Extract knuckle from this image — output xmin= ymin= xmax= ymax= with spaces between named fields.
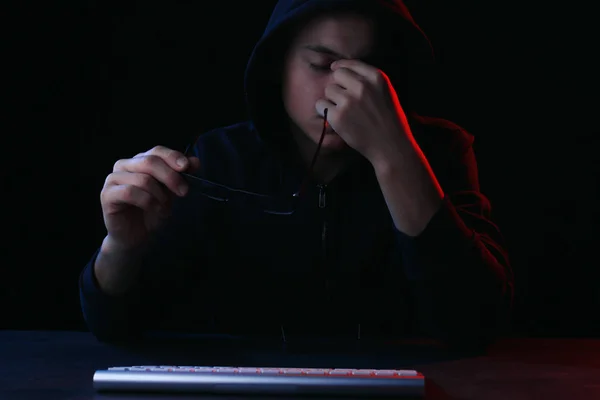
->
xmin=150 ymin=145 xmax=167 ymax=154
xmin=165 ymin=148 xmax=179 ymax=161
xmin=121 ymin=185 xmax=136 ymax=202
xmin=151 ymin=145 xmax=178 ymax=161
xmin=103 ymin=173 xmax=115 ymax=187
xmin=373 ymin=71 xmax=386 ymax=86
xmin=138 ymin=173 xmax=154 ymax=188
xmin=100 ymin=187 xmax=108 ymax=203
xmin=113 ymin=159 xmax=126 ymax=172
xmin=140 ymin=154 xmax=159 ymax=169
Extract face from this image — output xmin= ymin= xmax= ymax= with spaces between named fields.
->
xmin=282 ymin=13 xmax=375 ymax=154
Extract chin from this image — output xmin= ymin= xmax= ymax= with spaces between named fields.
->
xmin=318 ymin=133 xmax=349 ymax=153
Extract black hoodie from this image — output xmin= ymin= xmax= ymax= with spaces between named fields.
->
xmin=79 ymin=0 xmax=514 ymax=349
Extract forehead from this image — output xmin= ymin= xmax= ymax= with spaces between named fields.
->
xmin=289 ymin=12 xmax=375 ymax=59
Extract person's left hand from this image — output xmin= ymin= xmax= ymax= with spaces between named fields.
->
xmin=315 ymin=59 xmax=412 ymax=169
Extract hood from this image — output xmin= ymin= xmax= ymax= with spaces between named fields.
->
xmin=244 ymin=0 xmax=435 ymax=148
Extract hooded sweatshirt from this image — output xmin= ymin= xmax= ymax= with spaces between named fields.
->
xmin=79 ymin=0 xmax=514 ymax=349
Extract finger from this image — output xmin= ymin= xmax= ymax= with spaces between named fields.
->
xmin=331 ymin=59 xmax=380 ymax=83
xmin=102 ymin=184 xmax=159 ymax=214
xmin=324 ymin=84 xmax=348 ymax=107
xmin=145 ymin=145 xmax=191 ymax=171
xmin=113 ymin=155 xmax=189 ymax=197
xmin=105 ymin=171 xmax=170 ymax=205
xmin=187 ymin=156 xmax=201 ymax=172
xmin=139 ymin=147 xmax=200 ymax=173
xmin=315 ymin=99 xmax=336 ymax=119
xmin=331 ymin=67 xmax=364 ymax=94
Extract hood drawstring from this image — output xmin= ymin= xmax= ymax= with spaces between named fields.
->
xmin=280 ymin=325 xmax=287 ymax=343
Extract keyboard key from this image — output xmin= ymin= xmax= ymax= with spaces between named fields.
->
xmin=329 ymin=369 xmax=353 ymax=376
xmin=303 ymin=368 xmax=330 ymax=375
xmin=213 ymin=367 xmax=238 ymax=373
xmin=237 ymin=368 xmax=260 ymax=374
xmin=259 ymin=368 xmax=282 ymax=375
xmin=352 ymin=369 xmax=376 ymax=376
xmin=281 ymin=368 xmax=303 ymax=375
xmin=192 ymin=367 xmax=213 ymax=372
xmin=172 ymin=367 xmax=194 ymax=372
xmin=397 ymin=370 xmax=418 ymax=376
xmin=375 ymin=370 xmax=398 ymax=377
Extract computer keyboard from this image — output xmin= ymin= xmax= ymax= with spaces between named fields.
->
xmin=94 ymin=365 xmax=425 ymax=397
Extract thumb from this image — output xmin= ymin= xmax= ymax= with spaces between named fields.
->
xmin=186 ymin=156 xmax=201 ymax=173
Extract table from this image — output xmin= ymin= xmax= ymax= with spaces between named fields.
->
xmin=1 ymin=330 xmax=599 ymax=399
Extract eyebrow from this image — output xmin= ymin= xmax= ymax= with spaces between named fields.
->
xmin=303 ymin=44 xmax=346 ymax=59
xmin=303 ymin=44 xmax=372 ymax=61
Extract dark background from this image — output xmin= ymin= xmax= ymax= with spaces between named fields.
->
xmin=3 ymin=1 xmax=598 ymax=336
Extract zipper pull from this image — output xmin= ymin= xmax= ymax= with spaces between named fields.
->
xmin=318 ymin=184 xmax=327 ymax=208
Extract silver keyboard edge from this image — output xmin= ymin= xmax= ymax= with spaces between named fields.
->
xmin=93 ymin=370 xmax=425 ymax=397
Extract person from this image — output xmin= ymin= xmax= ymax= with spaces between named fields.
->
xmin=79 ymin=0 xmax=514 ymax=349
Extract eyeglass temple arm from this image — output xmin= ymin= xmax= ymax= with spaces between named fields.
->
xmin=183 ymin=109 xmax=328 ymax=198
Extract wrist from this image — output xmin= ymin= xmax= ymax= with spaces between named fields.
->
xmin=95 ymin=236 xmax=147 ymax=296
xmin=370 ymin=150 xmax=404 ymax=179
xmin=101 ymin=235 xmax=148 ymax=258
xmin=368 ymin=134 xmax=413 ymax=176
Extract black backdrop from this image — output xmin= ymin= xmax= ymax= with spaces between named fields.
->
xmin=3 ymin=1 xmax=599 ymax=337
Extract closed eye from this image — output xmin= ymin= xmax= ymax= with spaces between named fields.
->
xmin=309 ymin=63 xmax=331 ymax=72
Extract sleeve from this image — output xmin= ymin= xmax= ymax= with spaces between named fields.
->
xmin=78 ymin=192 xmax=229 ymax=344
xmin=78 ymin=126 xmax=243 ymax=343
xmin=395 ymin=126 xmax=514 ymax=350
xmin=79 ymin=247 xmax=143 ymax=343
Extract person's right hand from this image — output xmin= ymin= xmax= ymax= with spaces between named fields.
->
xmin=100 ymin=145 xmax=200 ymax=251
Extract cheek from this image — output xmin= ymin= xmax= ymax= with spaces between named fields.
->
xmin=283 ymin=65 xmax=324 ymax=120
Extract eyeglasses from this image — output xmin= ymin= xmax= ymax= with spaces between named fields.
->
xmin=180 ymin=109 xmax=329 ymax=215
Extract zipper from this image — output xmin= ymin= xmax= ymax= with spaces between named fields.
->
xmin=317 ymin=182 xmax=360 ymax=339
xmin=318 ymin=184 xmax=327 ymax=253
xmin=318 ymin=184 xmax=327 ymax=209
xmin=318 ymin=184 xmax=329 ymax=292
